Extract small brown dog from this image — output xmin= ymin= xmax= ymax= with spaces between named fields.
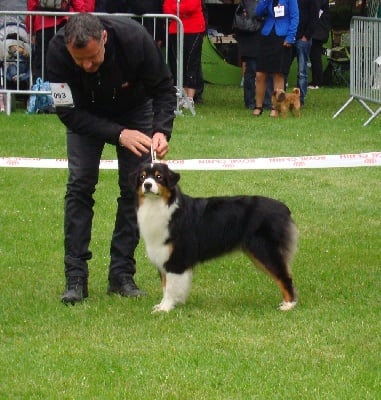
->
xmin=271 ymin=88 xmax=301 ymax=118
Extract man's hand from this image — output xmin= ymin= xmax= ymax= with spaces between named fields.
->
xmin=152 ymin=132 xmax=169 ymax=159
xmin=119 ymin=129 xmax=152 ymax=157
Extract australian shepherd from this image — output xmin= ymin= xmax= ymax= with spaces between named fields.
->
xmin=130 ymin=163 xmax=298 ymax=313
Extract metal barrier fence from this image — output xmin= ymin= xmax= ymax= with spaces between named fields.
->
xmin=333 ymin=17 xmax=381 ymax=126
xmin=0 ymin=11 xmax=185 ymax=115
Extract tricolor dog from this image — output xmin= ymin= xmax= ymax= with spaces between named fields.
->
xmin=130 ymin=163 xmax=298 ymax=313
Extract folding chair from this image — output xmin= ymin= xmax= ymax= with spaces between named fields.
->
xmin=326 ymin=30 xmax=350 ymax=86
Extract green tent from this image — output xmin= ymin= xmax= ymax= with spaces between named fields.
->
xmin=202 ymin=36 xmax=302 ymax=86
xmin=202 ymin=35 xmax=331 ymax=87
xmin=201 ymin=36 xmax=242 ymax=85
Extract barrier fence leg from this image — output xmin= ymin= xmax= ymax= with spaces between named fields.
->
xmin=363 ymin=105 xmax=381 ymax=127
xmin=333 ymin=96 xmax=354 ymax=119
xmin=6 ymin=93 xmax=12 ymax=116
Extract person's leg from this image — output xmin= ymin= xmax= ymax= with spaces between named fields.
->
xmin=295 ymin=38 xmax=312 ymax=104
xmin=310 ymin=39 xmax=324 ymax=87
xmin=183 ymin=33 xmax=204 ymax=103
xmin=108 ymin=101 xmax=153 ymax=297
xmin=253 ymin=71 xmax=267 ymax=115
xmin=167 ymin=34 xmax=178 ymax=82
xmin=243 ymin=57 xmax=255 ymax=109
xmin=62 ymin=132 xmax=104 ymax=304
xmin=264 ymin=75 xmax=274 ymax=109
xmin=194 ymin=63 xmax=204 ymax=104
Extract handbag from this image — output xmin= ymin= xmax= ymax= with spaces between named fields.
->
xmin=27 ymin=78 xmax=55 ymax=114
xmin=232 ymin=0 xmax=263 ymax=33
xmin=38 ymin=0 xmax=71 ymax=12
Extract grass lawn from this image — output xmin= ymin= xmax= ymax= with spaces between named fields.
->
xmin=0 ymin=84 xmax=380 ymax=399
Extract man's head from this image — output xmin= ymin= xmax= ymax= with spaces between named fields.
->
xmin=64 ymin=13 xmax=107 ymax=73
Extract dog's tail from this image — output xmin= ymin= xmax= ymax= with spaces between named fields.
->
xmin=292 ymin=88 xmax=301 ymax=96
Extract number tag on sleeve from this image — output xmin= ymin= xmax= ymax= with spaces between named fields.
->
xmin=50 ymin=83 xmax=74 ymax=107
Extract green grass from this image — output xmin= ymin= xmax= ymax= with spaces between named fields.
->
xmin=0 ymin=85 xmax=380 ymax=399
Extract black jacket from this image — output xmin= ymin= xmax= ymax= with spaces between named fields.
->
xmin=295 ymin=0 xmax=320 ymax=40
xmin=312 ymin=0 xmax=331 ymax=43
xmin=46 ymin=16 xmax=176 ymax=144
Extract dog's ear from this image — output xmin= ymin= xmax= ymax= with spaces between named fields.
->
xmin=278 ymin=92 xmax=286 ymax=102
xmin=167 ymin=168 xmax=180 ymax=188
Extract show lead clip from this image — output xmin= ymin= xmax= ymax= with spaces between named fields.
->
xmin=151 ymin=145 xmax=157 ymax=163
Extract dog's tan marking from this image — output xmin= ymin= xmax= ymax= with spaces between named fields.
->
xmin=247 ymin=253 xmax=296 ymax=309
xmin=160 ymin=271 xmax=166 ymax=289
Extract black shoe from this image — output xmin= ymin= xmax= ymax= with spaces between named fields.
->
xmin=61 ymin=276 xmax=88 ymax=305
xmin=107 ymin=275 xmax=146 ymax=298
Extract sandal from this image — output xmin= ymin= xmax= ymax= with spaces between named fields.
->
xmin=252 ymin=107 xmax=263 ymax=116
xmin=269 ymin=108 xmax=279 ymax=117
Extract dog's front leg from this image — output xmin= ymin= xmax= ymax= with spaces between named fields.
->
xmin=152 ymin=269 xmax=193 ymax=313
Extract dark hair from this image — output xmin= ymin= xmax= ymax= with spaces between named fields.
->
xmin=64 ymin=13 xmax=104 ymax=48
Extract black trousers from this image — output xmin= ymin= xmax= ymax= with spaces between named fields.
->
xmin=64 ymin=101 xmax=153 ymax=280
xmin=168 ymin=32 xmax=204 ymax=90
xmin=310 ymin=39 xmax=325 ymax=87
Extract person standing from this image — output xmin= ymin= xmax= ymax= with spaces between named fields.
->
xmin=308 ymin=0 xmax=330 ymax=89
xmin=234 ymin=0 xmax=273 ymax=110
xmin=46 ymin=13 xmax=177 ymax=304
xmin=163 ymin=0 xmax=206 ymax=109
xmin=252 ymin=0 xmax=299 ymax=117
xmin=289 ymin=0 xmax=320 ymax=105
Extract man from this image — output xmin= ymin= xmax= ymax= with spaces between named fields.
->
xmin=290 ymin=0 xmax=320 ymax=105
xmin=46 ymin=13 xmax=177 ymax=304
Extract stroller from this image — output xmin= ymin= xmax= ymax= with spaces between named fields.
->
xmin=0 ymin=16 xmax=31 ymax=91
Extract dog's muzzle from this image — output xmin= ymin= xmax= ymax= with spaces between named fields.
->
xmin=143 ymin=181 xmax=153 ymax=193
xmin=142 ymin=178 xmax=159 ymax=195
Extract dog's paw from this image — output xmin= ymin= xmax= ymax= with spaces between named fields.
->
xmin=278 ymin=300 xmax=297 ymax=311
xmin=151 ymin=301 xmax=175 ymax=313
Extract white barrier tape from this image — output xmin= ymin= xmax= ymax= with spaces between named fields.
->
xmin=0 ymin=152 xmax=380 ymax=171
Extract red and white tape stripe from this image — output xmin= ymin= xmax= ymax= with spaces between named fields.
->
xmin=0 ymin=152 xmax=380 ymax=170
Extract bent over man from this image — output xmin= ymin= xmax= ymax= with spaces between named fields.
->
xmin=46 ymin=13 xmax=177 ymax=305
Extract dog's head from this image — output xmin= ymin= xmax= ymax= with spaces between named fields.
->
xmin=129 ymin=163 xmax=180 ymax=203
xmin=272 ymin=89 xmax=287 ymax=103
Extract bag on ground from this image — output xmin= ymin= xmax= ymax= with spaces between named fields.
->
xmin=27 ymin=78 xmax=55 ymax=114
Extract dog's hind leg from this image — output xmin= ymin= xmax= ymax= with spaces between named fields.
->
xmin=250 ymin=253 xmax=298 ymax=311
xmin=247 ymin=224 xmax=298 ymax=310
xmin=152 ymin=269 xmax=193 ymax=313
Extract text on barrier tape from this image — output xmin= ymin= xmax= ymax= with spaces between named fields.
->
xmin=0 ymin=152 xmax=380 ymax=170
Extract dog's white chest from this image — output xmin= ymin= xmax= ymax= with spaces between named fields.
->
xmin=137 ymin=197 xmax=178 ymax=269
